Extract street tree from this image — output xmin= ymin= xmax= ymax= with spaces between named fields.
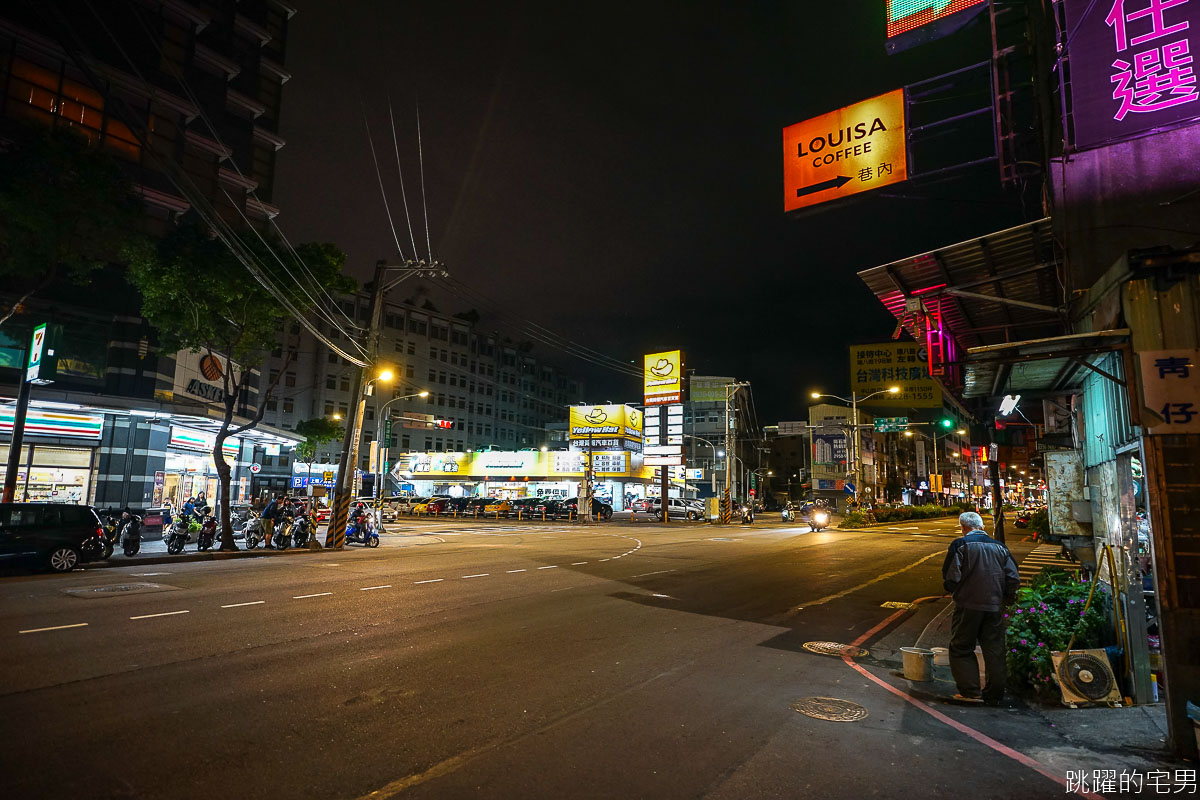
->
xmin=294 ymin=417 xmax=344 ymax=489
xmin=0 ymin=123 xmax=144 ymax=327
xmin=129 ymin=218 xmax=355 ymax=548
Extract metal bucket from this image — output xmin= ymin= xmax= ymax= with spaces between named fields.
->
xmin=901 ymin=647 xmax=935 ymax=681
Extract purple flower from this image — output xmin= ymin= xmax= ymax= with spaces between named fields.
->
xmin=1011 ymin=648 xmax=1017 ymax=652
xmin=1016 ymin=608 xmax=1023 ymax=613
xmin=1037 ymin=642 xmax=1044 ymax=648
xmin=1020 ymin=639 xmax=1027 ymax=645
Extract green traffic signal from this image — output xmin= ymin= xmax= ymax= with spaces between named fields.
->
xmin=940 ymin=418 xmax=953 ymax=428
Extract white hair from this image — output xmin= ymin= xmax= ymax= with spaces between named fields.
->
xmin=959 ymin=511 xmax=985 ymax=531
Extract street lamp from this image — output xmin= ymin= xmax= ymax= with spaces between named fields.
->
xmin=905 ymin=425 xmax=965 ymax=506
xmin=684 ymin=433 xmax=720 ymax=496
xmin=373 ymin=388 xmax=430 ymax=508
xmin=809 ymin=386 xmax=899 ymax=504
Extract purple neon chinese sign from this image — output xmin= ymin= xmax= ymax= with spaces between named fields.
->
xmin=1064 ymin=0 xmax=1200 ymax=148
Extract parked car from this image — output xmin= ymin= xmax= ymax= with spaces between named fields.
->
xmin=531 ymin=497 xmax=569 ymax=519
xmin=562 ymin=497 xmax=613 ymax=521
xmin=509 ymin=497 xmax=544 ymax=517
xmin=646 ymin=497 xmax=703 ymax=521
xmin=482 ymin=499 xmax=513 ymax=517
xmin=411 ymin=497 xmax=448 ymax=515
xmin=0 ymin=503 xmax=107 ymax=572
xmin=392 ymin=496 xmax=428 ymax=515
xmin=630 ymin=498 xmax=655 ymax=513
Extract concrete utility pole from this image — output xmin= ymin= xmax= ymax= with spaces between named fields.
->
xmin=722 ymin=381 xmax=749 ymax=522
xmin=326 ymin=259 xmax=445 ymax=549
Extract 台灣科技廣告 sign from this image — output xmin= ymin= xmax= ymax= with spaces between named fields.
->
xmin=783 ymin=89 xmax=907 ymax=212
xmin=850 ymin=343 xmax=940 ymax=408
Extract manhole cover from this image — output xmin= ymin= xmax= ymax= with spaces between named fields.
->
xmin=791 ymin=697 xmax=869 ymax=722
xmin=802 ymin=641 xmax=869 ymax=658
xmin=63 ymin=582 xmax=178 ymax=599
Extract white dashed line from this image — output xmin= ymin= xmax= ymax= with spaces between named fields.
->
xmin=131 ymin=572 xmax=171 ymax=576
xmin=652 ymin=593 xmax=673 ymax=599
xmin=130 ymin=610 xmax=189 ymax=620
xmin=462 ymin=573 xmax=489 ymax=579
xmin=600 ymin=558 xmax=611 ymax=561
xmin=221 ymin=601 xmax=265 ymax=608
xmin=293 ymin=592 xmax=333 ymax=599
xmin=506 ymin=569 xmax=526 ymax=573
xmin=631 ymin=569 xmax=674 ymax=578
xmin=537 ymin=565 xmax=558 ymax=570
xmin=19 ymin=623 xmax=88 ymax=634
xmin=413 ymin=579 xmax=444 ymax=585
xmin=571 ymin=561 xmax=587 ymax=565
xmin=360 ymin=585 xmax=391 ymax=591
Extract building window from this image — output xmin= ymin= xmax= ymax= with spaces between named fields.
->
xmin=326 ymin=375 xmax=336 ymax=390
xmin=283 ymin=398 xmax=294 ymax=413
xmin=266 ymin=398 xmax=277 ymax=411
xmin=340 ymin=377 xmax=350 ymax=392
xmin=324 ymin=402 xmax=334 ymax=416
xmin=423 ymin=437 xmax=432 ymax=449
xmin=285 ymin=372 xmax=296 ymax=387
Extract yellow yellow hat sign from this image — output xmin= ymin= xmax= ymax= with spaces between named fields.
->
xmin=644 ymin=350 xmax=683 ymax=406
xmin=783 ymin=89 xmax=907 ymax=212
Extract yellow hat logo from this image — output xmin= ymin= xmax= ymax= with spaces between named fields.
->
xmin=584 ymin=407 xmax=608 ymax=424
xmin=650 ymin=358 xmax=674 ymax=378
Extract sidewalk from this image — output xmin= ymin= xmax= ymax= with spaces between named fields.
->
xmin=864 ymin=595 xmax=1176 ymax=777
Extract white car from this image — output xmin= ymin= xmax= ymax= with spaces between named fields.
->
xmin=650 ymin=497 xmax=703 ymax=521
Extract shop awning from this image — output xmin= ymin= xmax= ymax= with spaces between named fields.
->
xmin=857 ymin=218 xmax=1068 ymax=356
xmin=961 ymin=329 xmax=1131 ymax=399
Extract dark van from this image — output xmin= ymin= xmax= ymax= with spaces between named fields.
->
xmin=0 ymin=503 xmax=106 ymax=572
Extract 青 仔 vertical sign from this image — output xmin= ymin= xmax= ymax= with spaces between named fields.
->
xmin=783 ymin=90 xmax=907 ymax=212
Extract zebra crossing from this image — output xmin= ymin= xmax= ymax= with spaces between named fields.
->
xmin=1018 ymin=542 xmax=1082 ymax=587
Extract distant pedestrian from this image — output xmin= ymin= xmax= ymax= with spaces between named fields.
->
xmin=942 ymin=511 xmax=1020 ymax=705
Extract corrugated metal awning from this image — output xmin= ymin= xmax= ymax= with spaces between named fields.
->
xmin=961 ymin=329 xmax=1131 ymax=399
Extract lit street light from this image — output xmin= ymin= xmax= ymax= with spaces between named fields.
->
xmin=809 ymin=386 xmax=899 ymax=504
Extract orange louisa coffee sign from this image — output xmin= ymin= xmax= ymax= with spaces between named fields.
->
xmin=782 ymin=89 xmax=907 ymax=212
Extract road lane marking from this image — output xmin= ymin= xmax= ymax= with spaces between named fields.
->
xmin=413 ymin=579 xmax=443 ymax=585
xmin=131 ymin=572 xmax=172 ymax=576
xmin=793 ymin=551 xmax=943 ymax=610
xmin=20 ymin=623 xmax=89 ymax=634
xmin=462 ymin=573 xmax=489 ymax=579
xmin=221 ymin=601 xmax=265 ymax=608
xmin=130 ymin=610 xmax=190 ymax=620
xmin=630 ymin=569 xmax=674 ymax=578
xmin=571 ymin=562 xmax=587 ymax=565
xmin=537 ymin=565 xmax=558 ymax=570
xmin=293 ymin=592 xmax=333 ymax=599
xmin=360 ymin=585 xmax=392 ymax=591
xmin=506 ymin=569 xmax=526 ymax=573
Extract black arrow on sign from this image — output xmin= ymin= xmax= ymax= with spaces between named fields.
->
xmin=795 ymin=175 xmax=853 ymax=197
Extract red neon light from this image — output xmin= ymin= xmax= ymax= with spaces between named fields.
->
xmin=886 ymin=0 xmax=986 ymax=39
xmin=910 ymin=283 xmax=948 ymax=295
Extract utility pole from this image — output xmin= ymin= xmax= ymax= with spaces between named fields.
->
xmin=327 ymin=259 xmax=444 ymax=548
xmin=2 ymin=366 xmax=31 ymax=503
xmin=722 ymin=381 xmax=748 ymax=522
xmin=581 ymin=430 xmax=593 ymax=522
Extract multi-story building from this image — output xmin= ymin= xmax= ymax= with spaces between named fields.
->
xmin=260 ymin=293 xmax=584 ymax=489
xmin=680 ymin=375 xmax=762 ymax=500
xmin=1 ymin=0 xmax=302 ymax=509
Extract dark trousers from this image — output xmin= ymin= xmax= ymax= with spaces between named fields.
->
xmin=949 ymin=606 xmax=1007 ymax=702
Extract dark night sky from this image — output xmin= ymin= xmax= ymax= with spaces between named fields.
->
xmin=273 ymin=1 xmax=1036 ymax=422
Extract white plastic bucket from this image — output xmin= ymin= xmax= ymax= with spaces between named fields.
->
xmin=901 ymin=647 xmax=935 ymax=681
xmin=931 ymin=647 xmax=949 ymax=666
xmin=975 ymin=646 xmax=987 ymax=682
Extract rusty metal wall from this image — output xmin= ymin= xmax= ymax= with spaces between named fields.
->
xmin=1080 ymin=352 xmax=1135 ymax=470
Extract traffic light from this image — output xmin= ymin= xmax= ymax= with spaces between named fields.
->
xmin=432 ymin=419 xmax=453 ymax=429
xmin=939 ymin=417 xmax=954 ymax=429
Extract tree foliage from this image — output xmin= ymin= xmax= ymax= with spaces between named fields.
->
xmin=0 ymin=123 xmax=144 ymax=325
xmin=295 ymin=417 xmax=344 ymax=465
xmin=128 ymin=217 xmax=355 ymax=547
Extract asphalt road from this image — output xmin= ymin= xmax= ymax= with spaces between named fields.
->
xmin=0 ymin=517 xmax=1057 ymax=800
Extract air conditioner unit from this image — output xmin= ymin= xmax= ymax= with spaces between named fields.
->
xmin=1052 ymin=649 xmax=1122 ymax=708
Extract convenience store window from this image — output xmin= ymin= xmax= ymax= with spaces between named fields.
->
xmin=0 ymin=444 xmax=94 ymax=504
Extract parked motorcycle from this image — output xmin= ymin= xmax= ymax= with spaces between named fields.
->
xmin=272 ymin=515 xmax=293 ymax=550
xmin=118 ymin=511 xmax=143 ymax=557
xmin=196 ymin=506 xmax=218 ymax=551
xmin=242 ymin=512 xmax=266 ymax=549
xmin=163 ymin=518 xmax=190 ymax=555
xmin=291 ymin=513 xmax=312 ymax=548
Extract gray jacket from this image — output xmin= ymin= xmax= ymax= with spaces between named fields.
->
xmin=942 ymin=531 xmax=1020 ymax=612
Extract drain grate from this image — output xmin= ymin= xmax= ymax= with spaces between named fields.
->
xmin=63 ymin=582 xmax=177 ymax=599
xmin=791 ymin=697 xmax=869 ymax=722
xmin=802 ymin=641 xmax=869 ymax=658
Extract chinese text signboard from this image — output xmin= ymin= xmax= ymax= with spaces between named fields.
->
xmin=850 ymin=343 xmax=940 ymax=407
xmin=812 ymin=432 xmax=848 ymax=465
xmin=782 ymin=89 xmax=907 ymax=212
xmin=1140 ymin=348 xmax=1199 ymax=433
xmin=568 ymin=404 xmax=643 ymax=445
xmin=1065 ymin=0 xmax=1200 ymax=149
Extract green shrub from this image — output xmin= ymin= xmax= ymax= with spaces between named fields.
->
xmin=840 ymin=511 xmax=867 ymax=528
xmin=1028 ymin=508 xmax=1050 ymax=539
xmin=1005 ymin=569 xmax=1108 ymax=700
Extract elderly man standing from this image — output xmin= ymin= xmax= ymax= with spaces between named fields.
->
xmin=942 ymin=510 xmax=1020 ymax=705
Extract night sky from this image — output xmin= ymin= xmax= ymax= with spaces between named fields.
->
xmin=274 ymin=1 xmax=1036 ymax=422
